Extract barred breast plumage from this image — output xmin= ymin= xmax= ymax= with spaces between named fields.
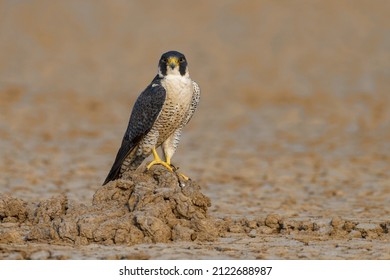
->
xmin=103 ymin=51 xmax=200 ymax=185
xmin=137 ymin=75 xmax=193 ymax=158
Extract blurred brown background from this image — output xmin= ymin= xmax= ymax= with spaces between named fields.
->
xmin=0 ymin=0 xmax=389 ymax=207
xmin=1 ymin=0 xmax=390 ymax=259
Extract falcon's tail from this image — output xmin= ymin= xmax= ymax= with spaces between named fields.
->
xmin=103 ymin=143 xmax=140 ymax=185
xmin=103 ymin=165 xmax=122 ymax=185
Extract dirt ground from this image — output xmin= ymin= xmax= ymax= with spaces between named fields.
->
xmin=0 ymin=1 xmax=390 ymax=259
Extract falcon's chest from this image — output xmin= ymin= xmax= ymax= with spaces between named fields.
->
xmin=161 ymin=75 xmax=193 ymax=115
xmin=161 ymin=75 xmax=193 ymax=105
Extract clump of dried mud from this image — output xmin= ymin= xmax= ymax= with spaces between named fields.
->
xmin=1 ymin=166 xmax=389 ymax=260
xmin=0 ymin=166 xmax=219 ymax=246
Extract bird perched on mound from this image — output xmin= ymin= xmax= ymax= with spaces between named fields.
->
xmin=103 ymin=51 xmax=201 ymax=185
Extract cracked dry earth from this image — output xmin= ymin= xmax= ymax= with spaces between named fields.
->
xmin=1 ymin=164 xmax=389 ymax=260
xmin=1 ymin=0 xmax=390 ymax=260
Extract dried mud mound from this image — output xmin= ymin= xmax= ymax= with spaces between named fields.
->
xmin=0 ymin=166 xmax=219 ymax=246
xmin=2 ymin=166 xmax=389 ymax=260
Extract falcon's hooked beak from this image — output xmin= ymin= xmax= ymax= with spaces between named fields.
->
xmin=167 ymin=57 xmax=179 ymax=70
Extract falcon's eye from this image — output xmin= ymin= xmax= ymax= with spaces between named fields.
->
xmin=179 ymin=57 xmax=186 ymax=63
xmin=161 ymin=58 xmax=167 ymax=63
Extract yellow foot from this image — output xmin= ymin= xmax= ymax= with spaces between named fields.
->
xmin=146 ymin=148 xmax=173 ymax=172
xmin=178 ymin=172 xmax=190 ymax=181
xmin=146 ymin=160 xmax=173 ymax=172
xmin=146 ymin=148 xmax=190 ymax=181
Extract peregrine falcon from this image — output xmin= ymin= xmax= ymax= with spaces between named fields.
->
xmin=103 ymin=51 xmax=200 ymax=185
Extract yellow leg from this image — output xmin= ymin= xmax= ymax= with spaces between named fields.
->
xmin=147 ymin=149 xmax=190 ymax=180
xmin=146 ymin=148 xmax=173 ymax=172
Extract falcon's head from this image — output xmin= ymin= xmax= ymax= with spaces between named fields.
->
xmin=158 ymin=51 xmax=189 ymax=77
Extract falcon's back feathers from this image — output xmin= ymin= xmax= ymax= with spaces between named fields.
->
xmin=103 ymin=76 xmax=166 ymax=185
xmin=103 ymin=50 xmax=200 ymax=185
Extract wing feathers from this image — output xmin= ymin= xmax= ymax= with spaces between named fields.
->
xmin=103 ymin=76 xmax=166 ymax=185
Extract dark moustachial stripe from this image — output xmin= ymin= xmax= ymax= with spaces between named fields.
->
xmin=159 ymin=61 xmax=167 ymax=76
xmin=179 ymin=60 xmax=187 ymax=76
xmin=159 ymin=51 xmax=187 ymax=76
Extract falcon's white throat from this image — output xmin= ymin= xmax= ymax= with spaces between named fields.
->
xmin=169 ymin=65 xmax=189 ymax=77
xmin=162 ymin=74 xmax=193 ymax=101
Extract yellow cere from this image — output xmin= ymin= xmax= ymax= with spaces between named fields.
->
xmin=167 ymin=57 xmax=179 ymax=66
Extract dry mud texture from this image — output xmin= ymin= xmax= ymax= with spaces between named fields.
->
xmin=1 ymin=1 xmax=390 ymax=259
xmin=0 ymin=167 xmax=219 ymax=249
xmin=1 ymin=165 xmax=389 ymax=259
